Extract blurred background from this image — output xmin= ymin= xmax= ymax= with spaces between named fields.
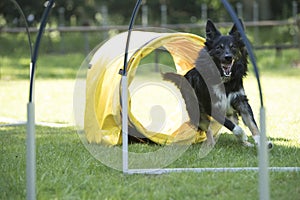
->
xmin=0 ymin=0 xmax=299 ymax=56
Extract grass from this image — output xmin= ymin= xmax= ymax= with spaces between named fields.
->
xmin=0 ymin=53 xmax=85 ymax=80
xmin=1 ymin=43 xmax=300 ymax=80
xmin=0 ymin=47 xmax=300 ymax=199
xmin=0 ymin=79 xmax=74 ymax=123
xmin=1 ymin=125 xmax=299 ymax=199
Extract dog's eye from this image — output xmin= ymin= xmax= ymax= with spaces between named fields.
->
xmin=217 ymin=44 xmax=224 ymax=49
xmin=230 ymin=43 xmax=236 ymax=49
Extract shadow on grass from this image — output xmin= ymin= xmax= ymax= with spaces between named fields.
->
xmin=1 ymin=126 xmax=299 ymax=170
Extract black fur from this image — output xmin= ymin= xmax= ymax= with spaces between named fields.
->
xmin=163 ymin=19 xmax=261 ymax=146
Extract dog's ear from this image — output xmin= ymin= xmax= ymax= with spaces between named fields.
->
xmin=229 ymin=18 xmax=244 ymax=39
xmin=206 ymin=19 xmax=221 ymax=42
xmin=229 ymin=19 xmax=248 ymax=56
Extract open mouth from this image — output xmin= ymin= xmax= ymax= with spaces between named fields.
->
xmin=221 ymin=59 xmax=234 ymax=77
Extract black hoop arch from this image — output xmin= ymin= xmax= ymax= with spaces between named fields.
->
xmin=120 ymin=0 xmax=269 ymax=199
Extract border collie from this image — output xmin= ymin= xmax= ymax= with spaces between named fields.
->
xmin=164 ymin=19 xmax=272 ymax=148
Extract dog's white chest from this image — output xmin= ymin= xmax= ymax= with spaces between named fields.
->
xmin=226 ymin=89 xmax=246 ymax=115
xmin=212 ymin=85 xmax=227 ymax=112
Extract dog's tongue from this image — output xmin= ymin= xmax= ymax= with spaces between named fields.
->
xmin=221 ymin=59 xmax=234 ymax=77
xmin=223 ymin=64 xmax=231 ymax=76
xmin=222 ymin=64 xmax=232 ymax=76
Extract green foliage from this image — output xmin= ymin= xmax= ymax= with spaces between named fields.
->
xmin=0 ymin=0 xmax=298 ymax=27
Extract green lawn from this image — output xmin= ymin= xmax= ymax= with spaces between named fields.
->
xmin=1 ymin=119 xmax=299 ymax=199
xmin=1 ymin=50 xmax=300 ymax=199
xmin=0 ymin=53 xmax=85 ymax=80
xmin=0 ymin=79 xmax=74 ymax=124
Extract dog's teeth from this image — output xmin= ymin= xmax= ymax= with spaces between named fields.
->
xmin=221 ymin=63 xmax=233 ymax=77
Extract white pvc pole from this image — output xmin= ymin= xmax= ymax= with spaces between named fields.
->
xmin=121 ymin=75 xmax=129 ymax=173
xmin=126 ymin=167 xmax=300 ymax=175
xmin=121 ymin=0 xmax=141 ymax=174
xmin=259 ymin=107 xmax=269 ymax=200
xmin=26 ymin=102 xmax=36 ymax=200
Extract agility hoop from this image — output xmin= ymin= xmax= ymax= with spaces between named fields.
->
xmin=125 ymin=167 xmax=300 ymax=175
xmin=120 ymin=2 xmax=300 ymax=200
xmin=220 ymin=0 xmax=269 ymax=199
xmin=26 ymin=1 xmax=55 ymax=200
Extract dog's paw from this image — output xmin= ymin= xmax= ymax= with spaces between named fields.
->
xmin=253 ymin=135 xmax=260 ymax=146
xmin=267 ymin=141 xmax=273 ymax=150
xmin=253 ymin=135 xmax=273 ymax=150
xmin=233 ymin=126 xmax=248 ymax=142
xmin=242 ymin=141 xmax=254 ymax=147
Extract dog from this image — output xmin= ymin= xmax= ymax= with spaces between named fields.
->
xmin=164 ymin=19 xmax=272 ymax=148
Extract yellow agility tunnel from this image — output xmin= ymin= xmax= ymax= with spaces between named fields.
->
xmin=84 ymin=31 xmax=222 ymax=145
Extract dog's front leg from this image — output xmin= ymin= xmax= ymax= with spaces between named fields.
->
xmin=223 ymin=118 xmax=253 ymax=147
xmin=213 ymin=112 xmax=253 ymax=146
xmin=231 ymin=94 xmax=261 ymax=145
xmin=240 ymin=110 xmax=273 ymax=149
xmin=240 ymin=108 xmax=260 ymax=145
xmin=232 ymin=96 xmax=273 ymax=148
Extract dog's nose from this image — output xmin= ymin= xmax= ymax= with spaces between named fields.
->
xmin=225 ymin=55 xmax=233 ymax=62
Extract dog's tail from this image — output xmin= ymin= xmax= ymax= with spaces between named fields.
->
xmin=162 ymin=72 xmax=199 ymax=128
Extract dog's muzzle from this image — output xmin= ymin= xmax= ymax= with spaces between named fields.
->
xmin=221 ymin=59 xmax=234 ymax=77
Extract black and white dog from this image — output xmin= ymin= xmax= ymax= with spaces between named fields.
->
xmin=164 ymin=19 xmax=272 ymax=148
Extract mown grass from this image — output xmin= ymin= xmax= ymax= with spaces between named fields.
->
xmin=0 ymin=74 xmax=299 ymax=200
xmin=1 ymin=124 xmax=299 ymax=199
xmin=0 ymin=37 xmax=300 ymax=80
xmin=0 ymin=53 xmax=85 ymax=80
xmin=0 ymin=79 xmax=74 ymax=123
xmin=1 ymin=38 xmax=300 ymax=199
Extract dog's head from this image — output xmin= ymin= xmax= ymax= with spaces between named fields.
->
xmin=204 ymin=19 xmax=247 ymax=78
